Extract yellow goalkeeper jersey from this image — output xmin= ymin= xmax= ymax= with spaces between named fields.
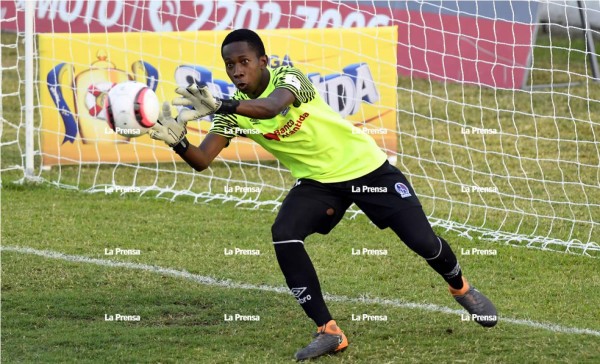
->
xmin=210 ymin=66 xmax=387 ymax=183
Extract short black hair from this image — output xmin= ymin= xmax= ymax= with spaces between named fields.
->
xmin=221 ymin=29 xmax=266 ymax=58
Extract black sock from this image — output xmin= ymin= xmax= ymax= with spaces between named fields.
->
xmin=425 ymin=237 xmax=464 ymax=290
xmin=273 ymin=242 xmax=332 ymax=326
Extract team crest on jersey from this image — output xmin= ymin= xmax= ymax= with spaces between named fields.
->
xmin=280 ymin=106 xmax=289 ymax=116
xmin=394 ymin=182 xmax=412 ymax=198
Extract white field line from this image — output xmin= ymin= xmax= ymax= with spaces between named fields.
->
xmin=3 ymin=245 xmax=599 ymax=337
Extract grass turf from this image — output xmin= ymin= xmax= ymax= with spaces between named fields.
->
xmin=2 ymin=185 xmax=599 ymax=363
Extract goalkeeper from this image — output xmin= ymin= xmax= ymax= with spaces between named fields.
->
xmin=150 ymin=29 xmax=497 ymax=361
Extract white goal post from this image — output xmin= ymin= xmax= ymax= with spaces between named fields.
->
xmin=1 ymin=0 xmax=598 ymax=257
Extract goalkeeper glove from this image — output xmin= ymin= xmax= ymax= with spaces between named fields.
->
xmin=149 ymin=102 xmax=189 ymax=155
xmin=172 ymin=84 xmax=239 ymax=122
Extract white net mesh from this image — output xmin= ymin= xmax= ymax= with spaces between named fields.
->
xmin=1 ymin=0 xmax=598 ymax=257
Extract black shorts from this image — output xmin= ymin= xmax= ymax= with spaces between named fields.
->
xmin=272 ymin=161 xmax=422 ymax=239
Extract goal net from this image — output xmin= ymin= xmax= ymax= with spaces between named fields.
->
xmin=1 ymin=0 xmax=598 ymax=257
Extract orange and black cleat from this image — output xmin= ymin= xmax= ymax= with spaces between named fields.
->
xmin=295 ymin=320 xmax=348 ymax=361
xmin=450 ymin=277 xmax=498 ymax=327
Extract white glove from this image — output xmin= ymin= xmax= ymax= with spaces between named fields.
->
xmin=172 ymin=84 xmax=222 ymax=121
xmin=149 ymin=102 xmax=187 ymax=147
xmin=176 ymin=108 xmax=206 ymax=124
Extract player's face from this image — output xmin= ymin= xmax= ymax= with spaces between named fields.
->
xmin=222 ymin=41 xmax=268 ymax=98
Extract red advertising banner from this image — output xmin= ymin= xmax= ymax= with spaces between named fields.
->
xmin=2 ymin=1 xmax=391 ymax=32
xmin=3 ymin=1 xmax=538 ymax=89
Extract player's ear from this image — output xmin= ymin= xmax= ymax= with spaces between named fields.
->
xmin=260 ymin=54 xmax=269 ymax=69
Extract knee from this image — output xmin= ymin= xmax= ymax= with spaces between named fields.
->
xmin=271 ymin=222 xmax=286 ymax=242
xmin=271 ymin=221 xmax=304 ymax=243
xmin=405 ymin=233 xmax=442 ymax=260
xmin=421 ymin=235 xmax=443 ymax=260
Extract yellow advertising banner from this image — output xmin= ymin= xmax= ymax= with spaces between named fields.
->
xmin=39 ymin=27 xmax=398 ymax=166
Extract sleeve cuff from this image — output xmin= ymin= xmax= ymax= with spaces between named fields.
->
xmin=172 ymin=137 xmax=190 ymax=156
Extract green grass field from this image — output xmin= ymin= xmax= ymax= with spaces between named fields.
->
xmin=2 ymin=184 xmax=600 ymax=363
xmin=2 ymin=27 xmax=600 ymax=363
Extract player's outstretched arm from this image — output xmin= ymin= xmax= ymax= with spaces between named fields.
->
xmin=149 ymin=102 xmax=227 ymax=172
xmin=177 ymin=133 xmax=228 ymax=172
xmin=173 ymin=84 xmax=295 ymax=120
xmin=234 ymin=88 xmax=295 ymax=119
